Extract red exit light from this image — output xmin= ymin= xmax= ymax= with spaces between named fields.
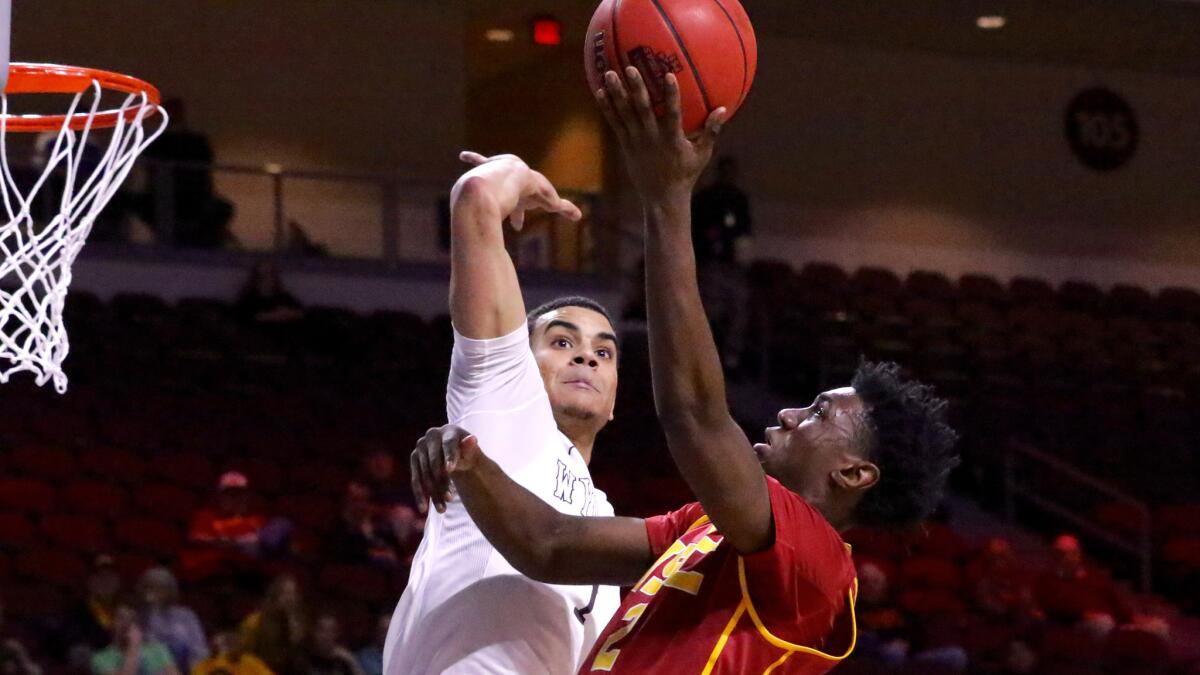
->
xmin=532 ymin=16 xmax=562 ymax=46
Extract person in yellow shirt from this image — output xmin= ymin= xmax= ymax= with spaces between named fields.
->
xmin=190 ymin=632 xmax=273 ymax=675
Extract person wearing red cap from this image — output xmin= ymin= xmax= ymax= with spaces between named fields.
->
xmin=182 ymin=472 xmax=293 ymax=580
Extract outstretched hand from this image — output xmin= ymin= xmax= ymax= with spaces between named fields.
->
xmin=454 ymin=151 xmax=582 ymax=230
xmin=410 ymin=425 xmax=484 ymax=514
xmin=595 ymin=67 xmax=726 ymax=202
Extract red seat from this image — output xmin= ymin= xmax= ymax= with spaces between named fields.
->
xmin=133 ymin=484 xmax=198 ymax=523
xmin=318 ymin=564 xmax=395 ymax=602
xmin=1 ymin=583 xmax=66 ymax=619
xmin=275 ymin=494 xmax=336 ymax=532
xmin=0 ymin=477 xmax=57 ymax=513
xmin=0 ymin=513 xmax=35 ymax=551
xmin=9 ymin=444 xmax=77 ymax=480
xmin=114 ymin=517 xmax=184 ymax=559
xmin=14 ymin=548 xmax=88 ymax=588
xmin=228 ymin=458 xmax=284 ymax=495
xmin=149 ymin=452 xmax=215 ymax=491
xmin=113 ymin=552 xmax=157 ymax=579
xmin=61 ymin=479 xmax=129 ymax=519
xmin=900 ymin=555 xmax=963 ymax=590
xmin=41 ymin=514 xmax=110 ymax=554
xmin=82 ymin=447 xmax=148 ymax=484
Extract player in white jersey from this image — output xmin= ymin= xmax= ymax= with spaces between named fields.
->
xmin=383 ymin=152 xmax=622 ymax=674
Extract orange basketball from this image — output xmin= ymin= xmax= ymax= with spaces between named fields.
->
xmin=585 ymin=0 xmax=757 ymax=135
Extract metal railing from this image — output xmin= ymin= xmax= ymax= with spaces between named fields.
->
xmin=1003 ymin=441 xmax=1153 ymax=592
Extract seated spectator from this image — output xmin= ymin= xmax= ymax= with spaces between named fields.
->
xmin=235 ymin=262 xmax=304 ymax=324
xmin=59 ymin=555 xmax=123 ymax=659
xmin=183 ymin=472 xmax=294 ymax=580
xmin=354 ymin=614 xmax=389 ymax=675
xmin=1035 ymin=534 xmax=1131 ymax=628
xmin=357 ymin=446 xmax=421 ymax=551
xmin=328 ymin=482 xmax=404 ymax=569
xmin=190 ymin=632 xmax=272 ymax=675
xmin=239 ymin=575 xmax=306 ymax=675
xmin=90 ymin=601 xmax=178 ymax=675
xmin=853 ymin=560 xmax=909 ymax=668
xmin=0 ymin=596 xmax=41 ymax=675
xmin=301 ymin=615 xmax=363 ymax=675
xmin=967 ymin=537 xmax=1039 ymax=621
xmin=137 ymin=567 xmax=209 ymax=671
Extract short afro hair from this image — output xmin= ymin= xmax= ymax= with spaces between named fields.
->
xmin=527 ymin=296 xmax=615 ymax=336
xmin=851 ymin=361 xmax=960 ymax=532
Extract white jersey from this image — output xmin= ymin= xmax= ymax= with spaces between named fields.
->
xmin=384 ymin=324 xmax=620 ymax=674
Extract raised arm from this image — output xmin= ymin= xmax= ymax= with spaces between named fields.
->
xmin=410 ymin=425 xmax=653 ymax=586
xmin=596 ymin=68 xmax=772 ymax=554
xmin=449 ymin=152 xmax=582 ymax=339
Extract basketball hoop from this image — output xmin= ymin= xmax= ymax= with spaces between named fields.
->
xmin=0 ymin=62 xmax=167 ymax=393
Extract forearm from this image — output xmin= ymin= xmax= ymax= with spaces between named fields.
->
xmin=643 ymin=194 xmax=731 ymax=427
xmin=453 ymin=456 xmax=650 ymax=585
xmin=448 ymin=177 xmax=524 ymax=339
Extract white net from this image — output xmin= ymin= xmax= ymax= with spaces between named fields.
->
xmin=0 ymin=78 xmax=166 ymax=393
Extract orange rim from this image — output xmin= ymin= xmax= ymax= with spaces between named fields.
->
xmin=1 ymin=62 xmax=162 ymax=132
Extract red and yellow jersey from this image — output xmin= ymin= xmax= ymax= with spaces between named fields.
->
xmin=580 ymin=477 xmax=858 ymax=675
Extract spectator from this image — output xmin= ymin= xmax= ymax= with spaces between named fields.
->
xmin=328 ymin=482 xmax=404 ymax=569
xmin=137 ymin=568 xmax=209 ymax=671
xmin=691 ymin=155 xmax=752 ymax=371
xmin=234 ymin=262 xmax=304 ymax=324
xmin=60 ymin=555 xmax=123 ymax=657
xmin=239 ymin=575 xmax=305 ymax=675
xmin=90 ymin=601 xmax=178 ymax=675
xmin=0 ymin=596 xmax=41 ymax=675
xmin=354 ymin=614 xmax=388 ymax=675
xmin=1035 ymin=534 xmax=1131 ymax=628
xmin=137 ymin=97 xmax=234 ymax=248
xmin=967 ymin=537 xmax=1038 ymax=621
xmin=183 ymin=471 xmax=294 ymax=580
xmin=301 ymin=615 xmax=363 ymax=675
xmin=853 ymin=560 xmax=909 ymax=668
xmin=190 ymin=632 xmax=272 ymax=675
xmin=357 ymin=446 xmax=421 ymax=548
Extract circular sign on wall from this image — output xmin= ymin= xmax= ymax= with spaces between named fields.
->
xmin=1065 ymin=87 xmax=1138 ymax=172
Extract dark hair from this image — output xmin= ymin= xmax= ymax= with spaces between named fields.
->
xmin=851 ymin=361 xmax=960 ymax=531
xmin=526 ymin=296 xmax=615 ymax=336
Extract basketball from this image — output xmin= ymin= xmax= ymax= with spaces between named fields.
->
xmin=585 ymin=0 xmax=758 ymax=135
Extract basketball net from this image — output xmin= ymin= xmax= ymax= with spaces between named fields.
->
xmin=0 ymin=76 xmax=167 ymax=393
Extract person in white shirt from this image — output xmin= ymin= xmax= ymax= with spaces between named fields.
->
xmin=383 ymin=152 xmax=623 ymax=674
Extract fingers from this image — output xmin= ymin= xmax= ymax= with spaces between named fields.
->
xmin=694 ymin=107 xmax=727 ymax=156
xmin=459 ymin=151 xmax=488 ymax=166
xmin=429 ymin=428 xmax=452 ymax=513
xmin=413 ymin=429 xmax=439 ymax=514
xmin=663 ymin=73 xmax=684 ymax=138
xmin=624 ymin=66 xmax=660 ymax=137
xmin=509 ymin=209 xmax=525 ymax=231
xmin=410 ymin=449 xmax=427 ymax=514
xmin=604 ymin=71 xmax=640 ymax=139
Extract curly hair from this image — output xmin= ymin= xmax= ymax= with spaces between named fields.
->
xmin=527 ymin=296 xmax=615 ymax=336
xmin=851 ymin=361 xmax=960 ymax=531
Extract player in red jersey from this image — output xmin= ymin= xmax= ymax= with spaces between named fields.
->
xmin=409 ymin=67 xmax=959 ymax=674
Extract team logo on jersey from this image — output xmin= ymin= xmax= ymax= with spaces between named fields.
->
xmin=554 ymin=459 xmax=597 ymax=516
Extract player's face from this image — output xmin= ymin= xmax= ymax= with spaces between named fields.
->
xmin=754 ymin=387 xmax=867 ymax=491
xmin=531 ymin=307 xmax=619 ymax=426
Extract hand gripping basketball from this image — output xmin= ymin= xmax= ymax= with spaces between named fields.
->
xmin=411 ymin=424 xmax=483 ymax=514
xmin=596 ymin=67 xmax=726 ymax=200
xmin=456 ymin=151 xmax=582 ymax=231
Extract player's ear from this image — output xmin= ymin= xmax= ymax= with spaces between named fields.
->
xmin=831 ymin=460 xmax=878 ymax=493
